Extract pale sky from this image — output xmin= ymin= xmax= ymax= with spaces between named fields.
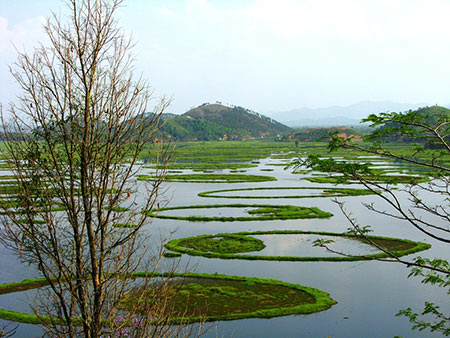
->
xmin=1 ymin=0 xmax=450 ymax=114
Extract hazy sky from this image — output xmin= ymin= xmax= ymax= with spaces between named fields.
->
xmin=1 ymin=0 xmax=450 ymax=114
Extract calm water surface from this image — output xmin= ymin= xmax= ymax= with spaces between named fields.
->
xmin=0 ymin=157 xmax=448 ymax=337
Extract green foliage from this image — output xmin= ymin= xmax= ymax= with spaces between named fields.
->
xmin=157 ymin=115 xmax=242 ymax=141
xmin=281 ymin=127 xmax=363 ymax=142
xmin=299 ymin=106 xmax=450 ymax=336
xmin=363 ymin=106 xmax=450 ymax=145
xmin=345 ymin=225 xmax=373 ymax=236
xmin=402 ymin=255 xmax=450 ymax=333
xmin=326 ymin=106 xmax=450 ymax=170
xmin=396 ymin=304 xmax=450 ymax=335
xmin=312 ymin=238 xmax=335 ymax=247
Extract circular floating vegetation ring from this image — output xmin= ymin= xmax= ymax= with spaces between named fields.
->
xmin=303 ymin=175 xmax=429 ymax=185
xmin=0 ymin=272 xmax=336 ymax=324
xmin=120 ymin=273 xmax=336 ymax=322
xmin=198 ymin=187 xmax=376 ymax=199
xmin=147 ymin=204 xmax=333 ymax=222
xmin=137 ymin=173 xmax=277 ymax=183
xmin=165 ymin=230 xmax=431 ymax=262
xmin=145 ymin=163 xmax=257 ymax=170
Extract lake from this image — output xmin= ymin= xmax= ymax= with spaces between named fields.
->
xmin=0 ymin=155 xmax=448 ymax=337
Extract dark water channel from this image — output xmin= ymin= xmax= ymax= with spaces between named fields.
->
xmin=0 ymin=157 xmax=448 ymax=337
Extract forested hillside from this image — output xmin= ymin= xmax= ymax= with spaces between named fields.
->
xmin=155 ymin=103 xmax=291 ymax=141
xmin=281 ymin=127 xmax=363 ymax=142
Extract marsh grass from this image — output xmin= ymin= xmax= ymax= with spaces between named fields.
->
xmin=145 ymin=163 xmax=257 ymax=170
xmin=140 ymin=141 xmax=442 ymax=173
xmin=113 ymin=223 xmax=136 ymax=228
xmin=104 ymin=206 xmax=130 ymax=212
xmin=165 ymin=231 xmax=431 ymax=262
xmin=177 ymin=234 xmax=265 ymax=254
xmin=147 ymin=204 xmax=333 ymax=222
xmin=137 ymin=174 xmax=277 ymax=183
xmin=0 ymin=272 xmax=336 ymax=324
xmin=119 ymin=273 xmax=336 ymax=322
xmin=198 ymin=186 xmax=376 ymax=199
xmin=303 ymin=175 xmax=429 ymax=185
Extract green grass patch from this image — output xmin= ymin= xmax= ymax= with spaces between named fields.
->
xmin=266 ymin=163 xmax=292 ymax=167
xmin=177 ymin=234 xmax=265 ymax=254
xmin=0 ymin=204 xmax=67 ymax=215
xmin=147 ymin=204 xmax=333 ymax=222
xmin=0 ymin=272 xmax=336 ymax=324
xmin=104 ymin=206 xmax=130 ymax=212
xmin=303 ymin=174 xmax=430 ymax=185
xmin=137 ymin=174 xmax=277 ymax=183
xmin=198 ymin=187 xmax=376 ymax=199
xmin=119 ymin=272 xmax=336 ymax=322
xmin=165 ymin=230 xmax=431 ymax=262
xmin=16 ymin=218 xmax=47 ymax=225
xmin=163 ymin=251 xmax=182 ymax=258
xmin=0 ymin=185 xmax=27 ymax=194
xmin=0 ymin=175 xmax=19 ymax=180
xmin=145 ymin=163 xmax=257 ymax=170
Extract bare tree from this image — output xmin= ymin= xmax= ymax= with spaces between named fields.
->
xmin=0 ymin=0 xmax=183 ymax=337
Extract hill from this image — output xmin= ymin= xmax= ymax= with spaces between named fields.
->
xmin=278 ymin=106 xmax=450 ymax=145
xmin=156 ymin=103 xmax=291 ymax=141
xmin=370 ymin=106 xmax=450 ymax=146
xmin=280 ymin=127 xmax=364 ymax=142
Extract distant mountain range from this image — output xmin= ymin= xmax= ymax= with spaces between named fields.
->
xmin=267 ymin=101 xmax=429 ymax=127
xmin=156 ymin=103 xmax=291 ymax=141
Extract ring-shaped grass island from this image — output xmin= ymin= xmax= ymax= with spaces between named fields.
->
xmin=147 ymin=204 xmax=333 ymax=222
xmin=137 ymin=173 xmax=277 ymax=183
xmin=198 ymin=186 xmax=377 ymax=199
xmin=0 ymin=272 xmax=336 ymax=324
xmin=164 ymin=231 xmax=431 ymax=262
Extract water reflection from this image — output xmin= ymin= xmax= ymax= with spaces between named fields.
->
xmin=241 ymin=234 xmax=379 ymax=257
xmin=0 ymin=156 xmax=448 ymax=338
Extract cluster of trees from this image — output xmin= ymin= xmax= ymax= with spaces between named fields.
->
xmin=279 ymin=127 xmax=363 ymax=142
xmin=188 ymin=105 xmax=290 ymax=137
xmin=157 ymin=116 xmax=245 ymax=141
